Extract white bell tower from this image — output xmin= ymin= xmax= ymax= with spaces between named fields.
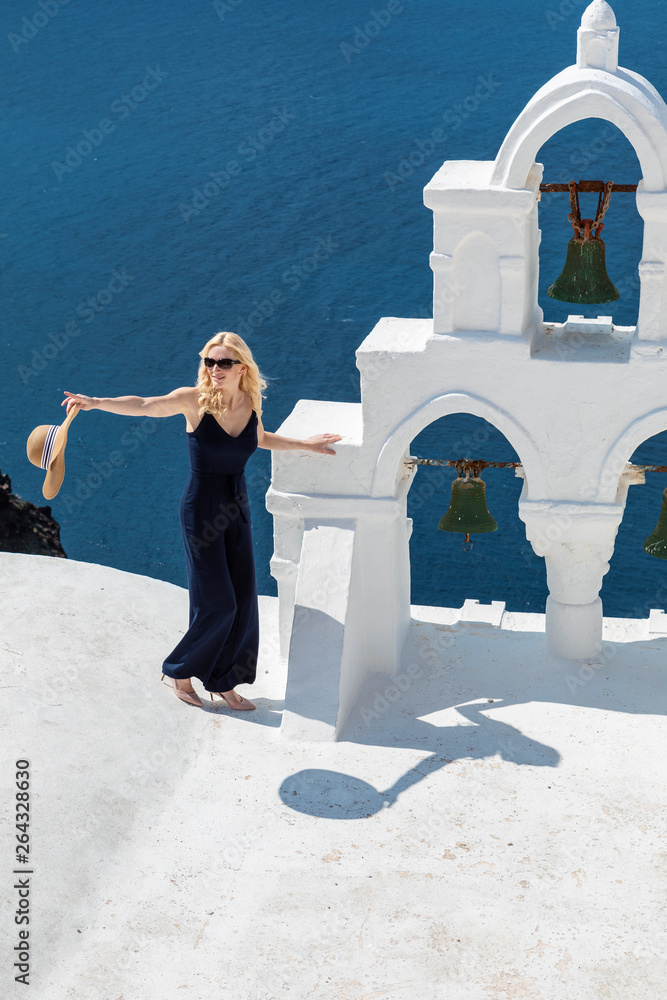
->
xmin=267 ymin=2 xmax=667 ymax=740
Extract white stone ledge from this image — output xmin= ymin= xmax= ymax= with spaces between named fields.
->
xmin=265 ymin=487 xmax=402 ymax=520
xmin=519 ymin=499 xmax=625 ymax=522
xmin=355 ymin=316 xmax=432 ymax=358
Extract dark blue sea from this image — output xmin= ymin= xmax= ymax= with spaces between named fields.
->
xmin=3 ymin=0 xmax=667 ymax=618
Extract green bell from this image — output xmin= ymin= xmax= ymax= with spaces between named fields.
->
xmin=438 ymin=475 xmax=498 ymax=550
xmin=547 ymin=220 xmax=619 ymax=304
xmin=643 ymin=488 xmax=667 ymax=560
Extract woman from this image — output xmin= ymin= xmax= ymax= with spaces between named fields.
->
xmin=63 ymin=332 xmax=341 ymax=710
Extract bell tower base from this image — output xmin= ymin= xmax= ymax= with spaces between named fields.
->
xmin=545 ymin=596 xmax=603 ymax=660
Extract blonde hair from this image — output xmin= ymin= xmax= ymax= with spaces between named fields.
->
xmin=196 ymin=332 xmax=267 ymax=418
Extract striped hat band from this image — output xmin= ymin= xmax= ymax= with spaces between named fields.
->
xmin=40 ymin=424 xmax=59 ymax=470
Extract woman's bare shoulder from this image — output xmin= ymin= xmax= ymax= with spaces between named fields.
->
xmin=166 ymin=386 xmax=199 ymax=421
xmin=168 ymin=386 xmax=199 ymax=406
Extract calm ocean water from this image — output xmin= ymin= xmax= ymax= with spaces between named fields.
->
xmin=2 ymin=0 xmax=667 ymax=617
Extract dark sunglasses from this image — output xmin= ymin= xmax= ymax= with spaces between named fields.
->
xmin=203 ymin=357 xmax=242 ymax=370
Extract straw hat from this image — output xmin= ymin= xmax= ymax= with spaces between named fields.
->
xmin=26 ymin=404 xmax=80 ymax=500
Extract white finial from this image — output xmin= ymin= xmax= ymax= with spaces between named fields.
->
xmin=581 ymin=1 xmax=617 ymax=31
xmin=577 ymin=1 xmax=619 ymax=72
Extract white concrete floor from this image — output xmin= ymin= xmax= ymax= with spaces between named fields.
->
xmin=1 ymin=553 xmax=665 ymax=1000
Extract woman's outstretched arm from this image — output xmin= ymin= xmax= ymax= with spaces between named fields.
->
xmin=256 ymin=412 xmax=342 ymax=455
xmin=62 ymin=387 xmax=198 ymax=420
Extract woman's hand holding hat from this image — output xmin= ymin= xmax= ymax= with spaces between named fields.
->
xmin=62 ymin=391 xmax=98 ymax=413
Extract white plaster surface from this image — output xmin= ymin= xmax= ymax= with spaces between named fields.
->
xmin=2 ymin=553 xmax=666 ymax=1000
xmin=581 ymin=1 xmax=617 ymax=30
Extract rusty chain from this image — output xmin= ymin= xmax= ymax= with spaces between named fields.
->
xmin=567 ymin=179 xmax=613 ymax=236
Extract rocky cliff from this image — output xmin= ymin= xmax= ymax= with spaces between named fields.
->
xmin=0 ymin=471 xmax=66 ymax=557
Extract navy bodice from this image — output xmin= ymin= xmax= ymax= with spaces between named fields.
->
xmin=187 ymin=410 xmax=258 ymax=476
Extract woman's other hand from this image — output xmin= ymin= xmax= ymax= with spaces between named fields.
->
xmin=305 ymin=433 xmax=343 ymax=455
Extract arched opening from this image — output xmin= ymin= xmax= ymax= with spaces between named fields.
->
xmin=406 ymin=413 xmax=547 ymax=613
xmin=535 ymin=119 xmax=642 ymax=327
xmin=603 ymin=427 xmax=667 ymax=619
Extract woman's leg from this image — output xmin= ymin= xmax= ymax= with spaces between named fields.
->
xmin=162 ymin=481 xmax=239 ymax=687
xmin=207 ymin=506 xmax=259 ymax=693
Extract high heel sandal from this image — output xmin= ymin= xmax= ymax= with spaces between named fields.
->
xmin=210 ymin=690 xmax=256 ymax=711
xmin=161 ymin=674 xmax=203 ymax=708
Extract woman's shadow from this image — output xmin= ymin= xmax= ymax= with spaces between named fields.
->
xmin=279 ymin=701 xmax=559 ymax=819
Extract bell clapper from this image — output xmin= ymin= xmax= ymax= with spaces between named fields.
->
xmin=462 ymin=533 xmax=473 ymax=551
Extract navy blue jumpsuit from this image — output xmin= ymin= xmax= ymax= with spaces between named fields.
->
xmin=161 ymin=409 xmax=259 ymax=692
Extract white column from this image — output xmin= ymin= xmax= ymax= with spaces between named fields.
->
xmin=269 ymin=490 xmax=412 ymax=739
xmin=520 ymin=501 xmax=624 ymax=659
xmin=281 ymin=521 xmax=357 ymax=741
xmin=267 ymin=507 xmax=304 ymax=662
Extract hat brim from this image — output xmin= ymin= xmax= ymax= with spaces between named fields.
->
xmin=41 ymin=405 xmax=79 ymax=500
xmin=42 ymin=448 xmax=66 ymax=500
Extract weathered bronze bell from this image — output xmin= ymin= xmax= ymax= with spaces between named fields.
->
xmin=643 ymin=487 xmax=667 ymax=560
xmin=548 ymin=219 xmax=619 ymax=304
xmin=438 ymin=475 xmax=498 ymax=550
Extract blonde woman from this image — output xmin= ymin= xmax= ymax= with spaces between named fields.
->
xmin=63 ymin=332 xmax=341 ymax=710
